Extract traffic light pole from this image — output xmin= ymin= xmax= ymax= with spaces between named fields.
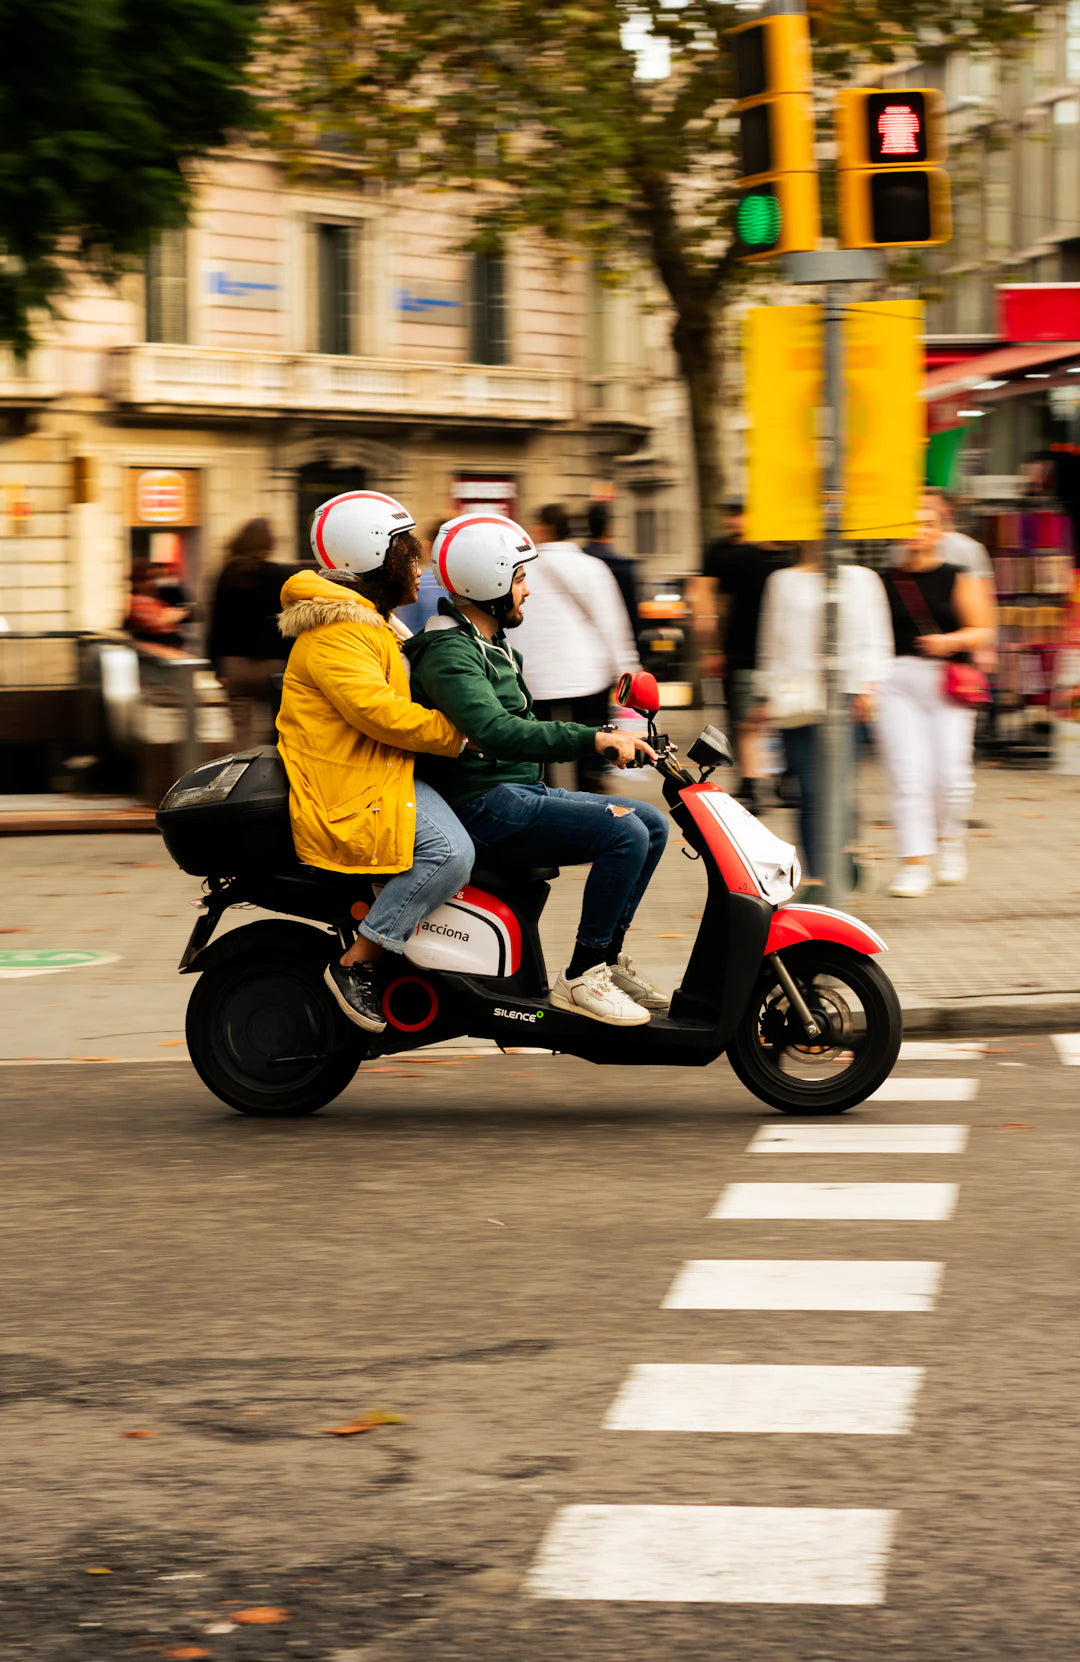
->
xmin=784 ymin=250 xmax=882 ymax=906
xmin=820 ymin=281 xmax=848 ymax=909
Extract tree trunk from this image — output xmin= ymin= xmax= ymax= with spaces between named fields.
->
xmin=671 ymin=296 xmax=725 ymax=553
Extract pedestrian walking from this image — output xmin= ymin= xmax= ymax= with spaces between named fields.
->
xmin=582 ymin=500 xmax=639 ymax=638
xmin=929 ymin=488 xmax=999 ymax=673
xmin=753 ymin=544 xmax=893 ymax=887
xmin=207 ymin=518 xmax=294 ymax=749
xmin=687 ymin=503 xmax=793 ymax=812
xmin=511 ymin=503 xmax=640 ymax=791
xmin=124 ymin=558 xmax=190 ymax=651
xmin=878 ymin=500 xmax=995 ymax=898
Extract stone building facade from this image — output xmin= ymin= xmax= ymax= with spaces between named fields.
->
xmin=0 ymin=150 xmax=697 ymax=639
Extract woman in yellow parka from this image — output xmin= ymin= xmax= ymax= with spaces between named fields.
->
xmin=277 ymin=491 xmax=472 ymax=1034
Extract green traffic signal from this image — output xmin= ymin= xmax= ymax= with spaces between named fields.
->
xmin=736 ymin=188 xmax=782 ymax=251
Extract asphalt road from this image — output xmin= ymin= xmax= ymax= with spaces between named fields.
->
xmin=2 ymin=1040 xmax=1077 ymax=1660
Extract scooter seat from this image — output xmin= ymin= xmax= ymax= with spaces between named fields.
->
xmin=470 ymin=861 xmax=559 ymax=888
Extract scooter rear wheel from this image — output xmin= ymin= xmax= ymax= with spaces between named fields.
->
xmin=728 ymin=942 xmax=903 ymax=1115
xmin=186 ymin=945 xmax=362 ymax=1115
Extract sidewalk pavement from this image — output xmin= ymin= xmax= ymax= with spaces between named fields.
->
xmin=2 ymin=738 xmax=1079 ymax=1063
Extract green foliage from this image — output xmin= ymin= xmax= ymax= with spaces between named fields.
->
xmin=0 ymin=0 xmax=260 ymax=353
xmin=259 ymin=0 xmax=1036 ymax=534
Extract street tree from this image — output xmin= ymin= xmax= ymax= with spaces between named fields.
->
xmin=0 ymin=0 xmax=260 ymax=355
xmin=260 ymin=0 xmax=1035 ymax=542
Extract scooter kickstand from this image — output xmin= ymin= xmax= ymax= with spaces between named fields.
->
xmin=768 ymin=952 xmax=822 ymax=1041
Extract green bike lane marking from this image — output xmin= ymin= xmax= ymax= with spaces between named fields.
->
xmin=0 ymin=950 xmax=121 ymax=979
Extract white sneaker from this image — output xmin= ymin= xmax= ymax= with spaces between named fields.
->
xmin=550 ymin=961 xmax=651 ymax=1026
xmin=888 ymin=864 xmax=934 ymax=899
xmin=608 ymin=952 xmax=670 ymax=1010
xmin=937 ymin=840 xmax=968 ymax=885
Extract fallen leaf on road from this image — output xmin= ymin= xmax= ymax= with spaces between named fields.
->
xmin=653 ymin=932 xmax=686 ymax=938
xmin=0 ymin=926 xmax=30 ymax=934
xmin=1002 ymin=1123 xmax=1030 ymax=1130
xmin=156 ymin=1041 xmax=185 ymax=1048
xmin=232 ymin=1607 xmax=289 ymax=1625
xmin=318 ymin=1411 xmax=407 ymax=1436
xmin=160 ymin=1648 xmax=210 ymax=1659
xmin=487 ymin=1218 xmax=506 ymax=1227
xmin=123 ymin=1429 xmax=160 ymax=1438
xmin=85 ymin=1566 xmax=113 ymax=1574
xmin=72 ymin=1056 xmax=116 ymax=1063
xmin=204 ymin=1622 xmax=236 ymax=1634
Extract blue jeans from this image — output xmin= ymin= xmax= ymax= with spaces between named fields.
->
xmin=456 ymin=783 xmax=669 ymax=952
xmin=358 ymin=780 xmax=474 ymax=953
xmin=782 ymin=723 xmax=856 ymax=883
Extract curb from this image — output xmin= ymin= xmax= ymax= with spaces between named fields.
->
xmin=900 ymin=995 xmax=1080 ymax=1038
xmin=0 ymin=813 xmax=158 ymax=835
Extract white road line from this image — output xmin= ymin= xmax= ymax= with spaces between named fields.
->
xmin=604 ymin=1363 xmax=924 ymax=1435
xmin=868 ymin=1077 xmax=978 ymax=1102
xmin=526 ymin=1505 xmax=897 ymax=1603
xmin=749 ymin=1123 xmax=969 ymax=1155
xmin=712 ymin=1181 xmax=959 ymax=1221
xmin=1051 ymin=1033 xmax=1080 ymax=1066
xmin=663 ymin=1259 xmax=943 ymax=1312
xmin=899 ymin=1041 xmax=991 ymax=1062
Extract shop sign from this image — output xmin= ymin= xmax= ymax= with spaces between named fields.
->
xmin=397 ymin=283 xmax=463 ymax=317
xmin=999 ymin=285 xmax=1080 ymax=344
xmin=129 ymin=468 xmax=200 ymax=527
xmin=452 ymin=477 xmax=518 ymax=512
xmin=205 ymin=262 xmax=282 ymax=310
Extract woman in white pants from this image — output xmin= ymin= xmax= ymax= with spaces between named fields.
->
xmin=879 ymin=508 xmax=994 ymax=898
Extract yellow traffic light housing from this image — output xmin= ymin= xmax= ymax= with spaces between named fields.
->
xmin=836 ymin=88 xmax=952 ymax=248
xmin=727 ymin=10 xmax=821 ymax=263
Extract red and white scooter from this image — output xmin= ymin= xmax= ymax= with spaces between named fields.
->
xmin=160 ymin=671 xmax=902 ymax=1117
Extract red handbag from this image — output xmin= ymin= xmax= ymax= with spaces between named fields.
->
xmin=891 ymin=574 xmax=991 ymax=708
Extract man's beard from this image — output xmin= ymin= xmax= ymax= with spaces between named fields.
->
xmin=503 ymin=604 xmax=524 ymax=629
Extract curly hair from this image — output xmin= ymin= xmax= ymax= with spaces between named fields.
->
xmin=345 ymin=531 xmax=423 ymax=619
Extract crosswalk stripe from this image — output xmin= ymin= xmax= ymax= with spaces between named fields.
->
xmin=663 ymin=1259 xmax=943 ymax=1312
xmin=604 ymin=1363 xmax=924 ymax=1435
xmin=899 ymin=1041 xmax=991 ymax=1062
xmin=712 ymin=1181 xmax=959 ymax=1221
xmin=1051 ymin=1033 xmax=1080 ymax=1065
xmin=526 ymin=1504 xmax=897 ymax=1603
xmin=869 ymin=1077 xmax=978 ymax=1101
xmin=749 ymin=1123 xmax=969 ymax=1155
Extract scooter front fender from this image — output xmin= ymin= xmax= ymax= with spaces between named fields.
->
xmin=765 ymin=904 xmax=887 ymax=958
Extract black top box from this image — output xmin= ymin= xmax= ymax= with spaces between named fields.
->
xmin=157 ymin=747 xmax=297 ymax=877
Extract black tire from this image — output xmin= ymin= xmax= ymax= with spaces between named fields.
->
xmin=727 ymin=942 xmax=903 ymax=1115
xmin=186 ymin=938 xmax=363 ymax=1116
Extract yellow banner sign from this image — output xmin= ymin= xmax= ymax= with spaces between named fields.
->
xmin=744 ymin=300 xmax=924 ymax=543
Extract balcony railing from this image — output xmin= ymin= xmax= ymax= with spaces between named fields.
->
xmin=0 ymin=349 xmax=60 ymax=402
xmin=109 ymin=345 xmax=574 ymax=424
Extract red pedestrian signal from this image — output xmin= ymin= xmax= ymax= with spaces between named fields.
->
xmin=874 ymin=99 xmax=925 ymax=161
xmin=836 ymin=88 xmax=950 ymax=249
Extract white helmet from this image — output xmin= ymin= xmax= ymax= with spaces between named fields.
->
xmin=310 ymin=490 xmax=417 ymax=576
xmin=432 ymin=513 xmax=538 ymax=607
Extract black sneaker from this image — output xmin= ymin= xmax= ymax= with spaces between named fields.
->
xmin=323 ymin=959 xmax=387 ymax=1032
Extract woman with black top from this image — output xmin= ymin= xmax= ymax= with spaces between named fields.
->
xmin=879 ymin=496 xmax=994 ymax=898
xmin=207 ymin=518 xmax=297 ymax=749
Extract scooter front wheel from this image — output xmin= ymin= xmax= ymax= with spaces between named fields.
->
xmin=728 ymin=942 xmax=903 ymax=1115
xmin=186 ymin=945 xmax=363 ymax=1115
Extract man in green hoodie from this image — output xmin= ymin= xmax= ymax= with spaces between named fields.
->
xmin=404 ymin=513 xmax=669 ymax=1027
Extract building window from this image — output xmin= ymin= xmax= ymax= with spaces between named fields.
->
xmin=144 ymin=229 xmax=188 ymax=344
xmin=468 ymin=252 xmax=507 ymax=365
xmin=1069 ymin=1 xmax=1080 ymax=83
xmin=316 ymin=223 xmax=357 ymax=356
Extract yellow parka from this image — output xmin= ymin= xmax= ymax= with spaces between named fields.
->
xmin=276 ymin=571 xmax=463 ymax=874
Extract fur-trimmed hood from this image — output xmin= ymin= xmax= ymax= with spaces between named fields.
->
xmin=277 ymin=570 xmax=386 ymax=640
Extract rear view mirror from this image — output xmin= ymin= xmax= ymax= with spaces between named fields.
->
xmin=616 ymin=670 xmax=661 ymax=716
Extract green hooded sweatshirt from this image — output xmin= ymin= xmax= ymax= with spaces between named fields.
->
xmin=403 ymin=599 xmax=598 ymax=806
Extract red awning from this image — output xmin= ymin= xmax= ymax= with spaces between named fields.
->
xmin=924 ymin=340 xmax=1080 ymax=401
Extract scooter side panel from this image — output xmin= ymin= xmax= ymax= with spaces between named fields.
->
xmin=765 ymin=904 xmax=887 ymax=957
xmin=402 ymin=885 xmax=522 ymax=977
